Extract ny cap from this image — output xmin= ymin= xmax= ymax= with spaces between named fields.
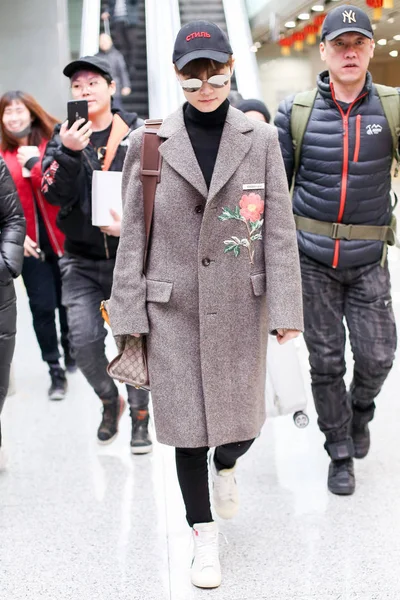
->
xmin=63 ymin=55 xmax=113 ymax=79
xmin=173 ymin=20 xmax=233 ymax=70
xmin=321 ymin=5 xmax=373 ymax=41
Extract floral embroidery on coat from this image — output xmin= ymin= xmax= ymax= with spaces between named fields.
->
xmin=218 ymin=193 xmax=264 ymax=264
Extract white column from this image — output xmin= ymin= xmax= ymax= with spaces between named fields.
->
xmin=145 ymin=0 xmax=184 ymax=118
xmin=80 ymin=0 xmax=101 ymax=56
xmin=222 ymin=0 xmax=262 ymax=100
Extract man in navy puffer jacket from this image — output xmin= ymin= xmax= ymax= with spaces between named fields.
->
xmin=275 ymin=5 xmax=398 ymax=496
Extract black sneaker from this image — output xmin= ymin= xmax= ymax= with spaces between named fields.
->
xmin=48 ymin=366 xmax=67 ymax=401
xmin=352 ymin=424 xmax=370 ymax=459
xmin=328 ymin=458 xmax=355 ymax=496
xmin=97 ymin=396 xmax=126 ymax=445
xmin=130 ymin=408 xmax=152 ymax=454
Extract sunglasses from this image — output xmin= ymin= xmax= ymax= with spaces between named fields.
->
xmin=179 ymin=73 xmax=231 ymax=93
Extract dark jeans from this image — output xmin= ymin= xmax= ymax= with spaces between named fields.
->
xmin=59 ymin=253 xmax=149 ymax=409
xmin=111 ymin=21 xmax=137 ymax=80
xmin=300 ymin=252 xmax=397 ymax=459
xmin=176 ymin=439 xmax=255 ymax=527
xmin=21 ymin=251 xmax=69 ymax=364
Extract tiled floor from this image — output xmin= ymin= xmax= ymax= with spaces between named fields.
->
xmin=1 ymin=185 xmax=400 ymax=600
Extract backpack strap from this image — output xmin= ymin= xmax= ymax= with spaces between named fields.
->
xmin=290 ymin=88 xmax=318 ymax=182
xmin=375 ymin=83 xmax=400 ymax=177
xmin=140 ymin=119 xmax=163 ymax=268
xmin=102 ymin=113 xmax=131 ymax=172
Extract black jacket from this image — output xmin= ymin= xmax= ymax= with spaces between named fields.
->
xmin=0 ymin=157 xmax=25 ymax=283
xmin=275 ymin=71 xmax=397 ymax=269
xmin=41 ymin=109 xmax=143 ymax=260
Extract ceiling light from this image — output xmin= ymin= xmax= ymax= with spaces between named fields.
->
xmin=312 ymin=4 xmax=325 ymax=11
xmin=285 ymin=21 xmax=296 ymax=28
xmin=377 ymin=38 xmax=387 ymax=45
xmin=394 ymin=34 xmax=400 ymax=41
xmin=372 ymin=24 xmax=377 ymax=30
xmin=250 ymin=45 xmax=258 ymax=52
xmin=387 ymin=18 xmax=395 ymax=24
xmin=389 ymin=50 xmax=398 ymax=57
xmin=255 ymin=41 xmax=262 ymax=48
xmin=298 ymin=13 xmax=310 ymax=20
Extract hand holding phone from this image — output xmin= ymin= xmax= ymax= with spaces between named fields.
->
xmin=60 ymin=118 xmax=92 ymax=152
xmin=67 ymin=100 xmax=88 ymax=129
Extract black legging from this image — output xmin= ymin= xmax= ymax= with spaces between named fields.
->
xmin=176 ymin=439 xmax=255 ymax=527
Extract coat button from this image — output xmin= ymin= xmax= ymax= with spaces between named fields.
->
xmin=202 ymin=258 xmax=211 ymax=267
xmin=195 ymin=205 xmax=203 ymax=214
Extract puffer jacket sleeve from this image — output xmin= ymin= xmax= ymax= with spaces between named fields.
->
xmin=41 ymin=124 xmax=83 ymax=208
xmin=109 ymin=126 xmax=149 ymax=335
xmin=274 ymin=94 xmax=295 ymax=189
xmin=0 ymin=157 xmax=26 ymax=281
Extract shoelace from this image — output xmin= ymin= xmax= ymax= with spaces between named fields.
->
xmin=194 ymin=532 xmax=219 ymax=568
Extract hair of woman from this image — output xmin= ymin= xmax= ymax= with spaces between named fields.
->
xmin=0 ymin=91 xmax=59 ymax=152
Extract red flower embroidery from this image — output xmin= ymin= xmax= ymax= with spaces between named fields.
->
xmin=239 ymin=193 xmax=264 ymax=223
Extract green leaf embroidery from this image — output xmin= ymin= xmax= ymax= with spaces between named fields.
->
xmin=233 ymin=246 xmax=240 ymax=257
xmin=251 ymin=233 xmax=262 ymax=242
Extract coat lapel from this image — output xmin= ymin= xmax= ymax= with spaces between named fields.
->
xmin=207 ymin=107 xmax=254 ymax=204
xmin=158 ymin=108 xmax=208 ymax=199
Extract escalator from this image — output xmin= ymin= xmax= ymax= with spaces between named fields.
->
xmin=106 ymin=0 xmax=149 ymax=118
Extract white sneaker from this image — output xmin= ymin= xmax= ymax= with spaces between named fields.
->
xmin=209 ymin=450 xmax=239 ymax=519
xmin=191 ymin=522 xmax=221 ymax=589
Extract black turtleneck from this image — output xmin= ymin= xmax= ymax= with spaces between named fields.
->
xmin=184 ymin=99 xmax=229 ymax=189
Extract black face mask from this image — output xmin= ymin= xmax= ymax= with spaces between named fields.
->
xmin=7 ymin=124 xmax=32 ymax=139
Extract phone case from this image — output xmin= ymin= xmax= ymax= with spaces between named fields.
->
xmin=67 ymin=100 xmax=88 ymax=128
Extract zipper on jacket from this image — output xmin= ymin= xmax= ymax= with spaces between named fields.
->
xmin=35 ymin=189 xmax=63 ymax=257
xmin=330 ymin=84 xmax=368 ymax=268
xmin=353 ymin=115 xmax=361 ymax=163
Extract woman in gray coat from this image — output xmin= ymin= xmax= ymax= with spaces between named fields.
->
xmin=109 ymin=21 xmax=303 ymax=589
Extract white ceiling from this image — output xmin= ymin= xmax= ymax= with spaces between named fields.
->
xmin=250 ymin=0 xmax=400 ymax=59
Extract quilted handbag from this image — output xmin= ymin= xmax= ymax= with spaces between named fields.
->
xmin=101 ymin=301 xmax=149 ymax=389
xmin=100 ymin=119 xmax=163 ymax=390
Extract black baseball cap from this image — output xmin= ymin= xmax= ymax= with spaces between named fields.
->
xmin=63 ymin=55 xmax=113 ymax=79
xmin=321 ymin=5 xmax=373 ymax=41
xmin=173 ymin=20 xmax=233 ymax=70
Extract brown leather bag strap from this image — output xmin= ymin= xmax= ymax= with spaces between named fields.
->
xmin=140 ymin=119 xmax=163 ymax=268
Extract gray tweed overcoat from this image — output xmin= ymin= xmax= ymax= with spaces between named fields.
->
xmin=109 ymin=105 xmax=303 ymax=448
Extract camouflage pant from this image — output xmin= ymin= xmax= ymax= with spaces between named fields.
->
xmin=300 ymin=253 xmax=397 ymax=459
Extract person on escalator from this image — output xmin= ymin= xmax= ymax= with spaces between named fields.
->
xmin=96 ymin=33 xmax=131 ymax=110
xmin=101 ymin=0 xmax=139 ymax=82
xmin=275 ymin=5 xmax=399 ymax=496
xmin=41 ymin=55 xmax=151 ymax=453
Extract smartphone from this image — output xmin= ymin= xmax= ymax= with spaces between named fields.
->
xmin=67 ymin=100 xmax=88 ymax=129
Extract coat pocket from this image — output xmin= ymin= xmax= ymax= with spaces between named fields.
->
xmin=146 ymin=279 xmax=173 ymax=303
xmin=250 ymin=272 xmax=266 ymax=296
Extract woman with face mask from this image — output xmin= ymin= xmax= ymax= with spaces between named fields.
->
xmin=0 ymin=92 xmax=75 ymax=401
xmin=109 ymin=21 xmax=304 ymax=588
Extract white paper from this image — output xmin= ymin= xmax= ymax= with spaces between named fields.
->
xmin=91 ymin=170 xmax=123 ymax=226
